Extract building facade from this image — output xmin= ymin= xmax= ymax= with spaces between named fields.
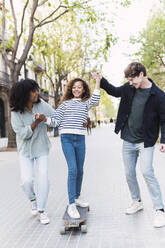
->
xmin=0 ymin=53 xmax=10 ymax=138
xmin=0 ymin=53 xmax=52 ymax=138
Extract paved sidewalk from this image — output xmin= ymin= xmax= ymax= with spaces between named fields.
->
xmin=0 ymin=125 xmax=165 ymax=248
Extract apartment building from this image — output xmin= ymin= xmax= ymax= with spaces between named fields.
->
xmin=0 ymin=51 xmax=55 ymax=138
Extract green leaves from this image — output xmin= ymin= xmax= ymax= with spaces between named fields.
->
xmin=120 ymin=0 xmax=132 ymax=7
xmin=100 ymin=90 xmax=116 ymax=118
xmin=63 ymin=0 xmax=69 ymax=4
xmin=130 ymin=9 xmax=165 ymax=90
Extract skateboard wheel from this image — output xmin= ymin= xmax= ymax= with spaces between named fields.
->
xmin=81 ymin=224 xmax=87 ymax=233
xmin=60 ymin=226 xmax=66 ymax=235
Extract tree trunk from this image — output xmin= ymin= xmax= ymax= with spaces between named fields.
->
xmin=7 ymin=118 xmax=16 ymax=148
xmin=53 ymin=78 xmax=62 ymax=137
xmin=54 ymin=77 xmax=62 ymax=108
xmin=53 ymin=88 xmax=59 ymax=137
xmin=54 ymin=89 xmax=59 ymax=109
xmin=7 ymin=70 xmax=18 ymax=148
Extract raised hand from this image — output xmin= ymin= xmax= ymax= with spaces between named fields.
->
xmin=91 ymin=72 xmax=102 ymax=81
xmin=160 ymin=144 xmax=165 ymax=152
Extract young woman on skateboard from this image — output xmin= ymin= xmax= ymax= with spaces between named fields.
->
xmin=38 ymin=76 xmax=101 ymax=219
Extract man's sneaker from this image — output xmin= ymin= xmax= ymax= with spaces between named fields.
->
xmin=67 ymin=203 xmax=80 ymax=219
xmin=39 ymin=212 xmax=50 ymax=224
xmin=153 ymin=210 xmax=165 ymax=228
xmin=125 ymin=200 xmax=143 ymax=215
xmin=75 ymin=197 xmax=89 ymax=208
xmin=31 ymin=200 xmax=38 ymax=216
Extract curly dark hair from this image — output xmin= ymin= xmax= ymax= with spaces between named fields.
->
xmin=10 ymin=78 xmax=40 ymax=113
xmin=59 ymin=78 xmax=91 ymax=105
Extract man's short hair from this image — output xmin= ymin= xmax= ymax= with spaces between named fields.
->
xmin=124 ymin=62 xmax=147 ymax=78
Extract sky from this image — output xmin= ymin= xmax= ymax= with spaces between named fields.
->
xmin=102 ymin=0 xmax=159 ymax=84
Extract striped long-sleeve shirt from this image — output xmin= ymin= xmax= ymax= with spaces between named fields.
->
xmin=46 ymin=89 xmax=100 ymax=135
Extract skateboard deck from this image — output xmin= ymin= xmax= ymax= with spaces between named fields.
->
xmin=60 ymin=206 xmax=89 ymax=234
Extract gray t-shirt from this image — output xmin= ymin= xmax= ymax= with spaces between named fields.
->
xmin=121 ymin=87 xmax=151 ymax=143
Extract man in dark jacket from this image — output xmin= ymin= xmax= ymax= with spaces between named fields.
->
xmin=92 ymin=62 xmax=165 ymax=228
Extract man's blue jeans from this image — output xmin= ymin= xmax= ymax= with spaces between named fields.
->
xmin=61 ymin=134 xmax=85 ymax=204
xmin=122 ymin=141 xmax=164 ymax=210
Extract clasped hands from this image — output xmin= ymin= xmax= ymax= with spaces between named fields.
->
xmin=34 ymin=113 xmax=88 ymax=128
xmin=34 ymin=113 xmax=47 ymax=122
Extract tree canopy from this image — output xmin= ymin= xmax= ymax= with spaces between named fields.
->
xmin=129 ymin=4 xmax=165 ymax=90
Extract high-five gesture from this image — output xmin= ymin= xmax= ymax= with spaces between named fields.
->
xmin=91 ymin=72 xmax=102 ymax=90
xmin=91 ymin=72 xmax=102 ymax=81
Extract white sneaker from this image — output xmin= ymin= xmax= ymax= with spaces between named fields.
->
xmin=67 ymin=203 xmax=80 ymax=219
xmin=153 ymin=210 xmax=165 ymax=228
xmin=125 ymin=200 xmax=143 ymax=215
xmin=75 ymin=197 xmax=89 ymax=208
xmin=31 ymin=200 xmax=38 ymax=216
xmin=39 ymin=212 xmax=50 ymax=224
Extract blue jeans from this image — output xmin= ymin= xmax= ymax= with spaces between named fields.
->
xmin=122 ymin=141 xmax=164 ymax=210
xmin=61 ymin=134 xmax=85 ymax=204
xmin=19 ymin=155 xmax=49 ymax=211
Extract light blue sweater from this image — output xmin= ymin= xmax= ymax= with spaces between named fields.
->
xmin=11 ymin=99 xmax=55 ymax=159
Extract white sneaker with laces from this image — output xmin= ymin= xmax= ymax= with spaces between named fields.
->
xmin=67 ymin=203 xmax=80 ymax=219
xmin=39 ymin=212 xmax=50 ymax=224
xmin=31 ymin=200 xmax=38 ymax=216
xmin=153 ymin=210 xmax=165 ymax=228
xmin=125 ymin=200 xmax=143 ymax=215
xmin=75 ymin=197 xmax=89 ymax=208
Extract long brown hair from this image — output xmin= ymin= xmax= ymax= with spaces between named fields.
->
xmin=59 ymin=78 xmax=91 ymax=105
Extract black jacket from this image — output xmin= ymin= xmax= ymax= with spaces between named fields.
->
xmin=100 ymin=77 xmax=165 ymax=147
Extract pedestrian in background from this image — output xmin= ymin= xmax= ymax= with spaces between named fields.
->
xmin=92 ymin=62 xmax=165 ymax=228
xmin=10 ymin=79 xmax=55 ymax=224
xmin=97 ymin=119 xmax=101 ymax=127
xmin=87 ymin=116 xmax=92 ymax=135
xmin=110 ymin=118 xmax=113 ymax=123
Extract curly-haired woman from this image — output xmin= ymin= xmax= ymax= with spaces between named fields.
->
xmin=10 ymin=79 xmax=55 ymax=224
xmin=38 ymin=76 xmax=101 ymax=219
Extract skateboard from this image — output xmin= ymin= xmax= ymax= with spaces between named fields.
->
xmin=60 ymin=206 xmax=89 ymax=235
